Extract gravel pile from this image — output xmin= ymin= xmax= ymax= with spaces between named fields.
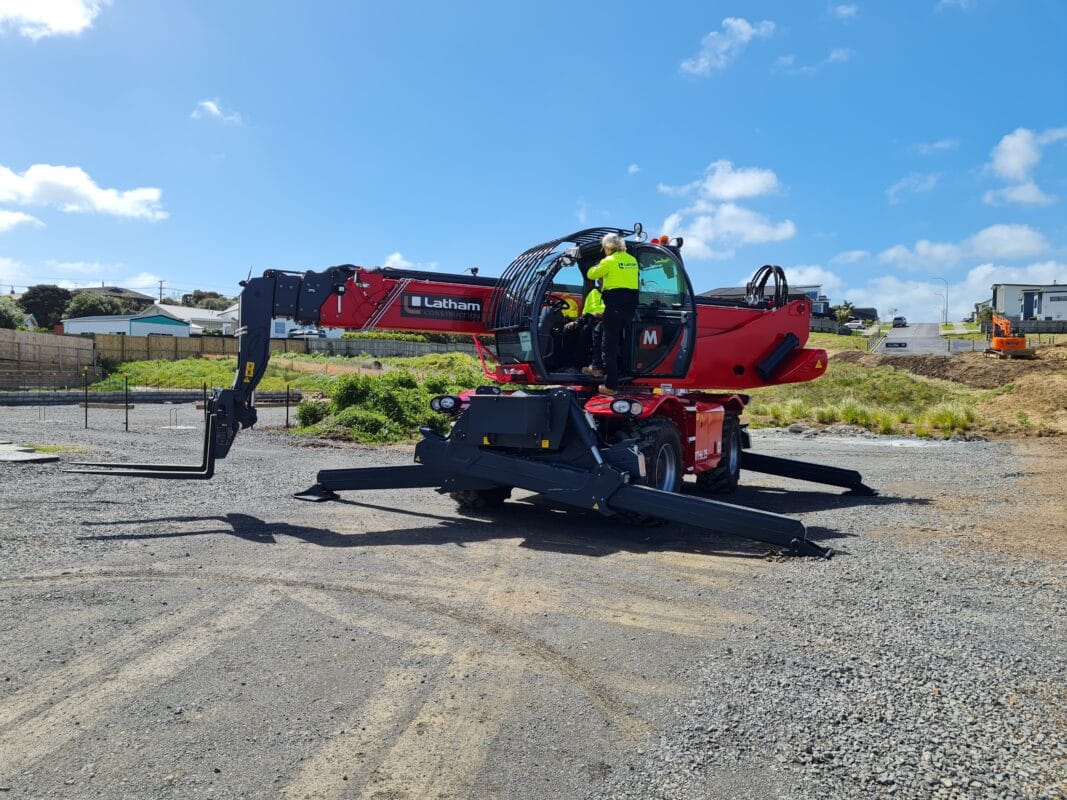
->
xmin=604 ymin=434 xmax=1067 ymax=800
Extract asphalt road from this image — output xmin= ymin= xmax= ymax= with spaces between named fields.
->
xmin=877 ymin=322 xmax=950 ymax=355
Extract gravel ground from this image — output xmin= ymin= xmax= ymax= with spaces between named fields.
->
xmin=604 ymin=433 xmax=1067 ymax=800
xmin=0 ymin=403 xmax=1064 ymax=799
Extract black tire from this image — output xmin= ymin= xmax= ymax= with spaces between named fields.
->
xmin=615 ymin=416 xmax=684 ymax=526
xmin=634 ymin=416 xmax=684 ymax=493
xmin=450 ymin=487 xmax=512 ymax=510
xmin=696 ymin=414 xmax=741 ymax=494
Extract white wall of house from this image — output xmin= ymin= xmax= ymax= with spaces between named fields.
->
xmin=1036 ymin=290 xmax=1067 ymax=320
xmin=62 ymin=316 xmax=136 ymax=335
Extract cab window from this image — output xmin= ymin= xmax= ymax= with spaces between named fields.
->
xmin=638 ymin=250 xmax=686 ymax=307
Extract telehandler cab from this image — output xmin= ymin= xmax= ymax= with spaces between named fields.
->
xmin=72 ymin=225 xmax=875 ymax=557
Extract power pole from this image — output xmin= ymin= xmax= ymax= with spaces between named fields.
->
xmin=158 ymin=280 xmax=165 ymax=302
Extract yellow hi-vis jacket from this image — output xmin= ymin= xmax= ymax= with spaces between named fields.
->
xmin=582 ymin=287 xmax=605 ymax=316
xmin=587 ymin=250 xmax=639 ymax=291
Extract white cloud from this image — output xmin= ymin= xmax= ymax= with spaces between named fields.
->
xmin=775 ymin=48 xmax=853 ymax=75
xmin=982 ymin=126 xmax=1067 ymax=205
xmin=878 ymin=223 xmax=1048 ymax=270
xmin=830 ymin=249 xmax=870 ymax=264
xmin=661 ymin=160 xmax=793 ymax=260
xmin=680 ymin=17 xmax=774 ymax=77
xmin=190 ymin=98 xmax=242 ymax=126
xmin=982 ymin=181 xmax=1055 ymax=207
xmin=914 ymin=137 xmax=959 ymax=155
xmin=879 ymin=240 xmax=963 ymax=270
xmin=967 ymin=224 xmax=1048 ymax=260
xmin=783 ymin=265 xmax=843 ymax=292
xmin=886 ymin=172 xmax=939 ymax=204
xmin=0 ymin=163 xmax=167 ymax=220
xmin=833 ymin=5 xmax=858 ymax=19
xmin=665 ymin=204 xmax=795 ymax=261
xmin=658 ymin=159 xmax=779 ymax=202
xmin=0 ymin=0 xmax=107 ymax=40
xmin=627 ymin=164 xmax=640 ymax=175
xmin=383 ymin=252 xmax=412 ymax=269
xmin=45 ymin=259 xmax=107 ymax=275
xmin=0 ymin=209 xmax=43 ymax=232
xmin=0 ymin=256 xmax=27 ymax=288
xmin=936 ymin=0 xmax=972 ymax=10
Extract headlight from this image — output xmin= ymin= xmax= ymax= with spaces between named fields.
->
xmin=628 ymin=401 xmax=644 ymax=416
xmin=610 ymin=399 xmax=632 ymax=415
xmin=431 ymin=395 xmax=461 ymax=414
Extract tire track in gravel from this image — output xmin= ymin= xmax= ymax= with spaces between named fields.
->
xmin=0 ymin=594 xmax=219 ymax=731
xmin=0 ymin=589 xmax=276 ymax=780
xmin=1 ymin=568 xmax=646 ymax=741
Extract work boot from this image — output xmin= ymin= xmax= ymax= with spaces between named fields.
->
xmin=598 ymin=384 xmax=618 ymax=396
xmin=582 ymin=365 xmax=605 ymax=378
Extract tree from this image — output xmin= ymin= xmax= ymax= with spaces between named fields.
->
xmin=17 ymin=285 xmax=72 ymax=329
xmin=832 ymin=301 xmax=855 ymax=325
xmin=0 ymin=295 xmax=22 ymax=330
xmin=181 ymin=289 xmax=234 ymax=310
xmin=64 ymin=292 xmax=123 ymax=319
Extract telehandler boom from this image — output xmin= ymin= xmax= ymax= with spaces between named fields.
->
xmin=73 ymin=225 xmax=875 ymax=557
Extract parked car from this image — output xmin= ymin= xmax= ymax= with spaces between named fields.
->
xmin=892 ymin=316 xmax=907 ymax=328
xmin=843 ymin=320 xmax=865 ymax=330
xmin=288 ymin=327 xmax=327 ymax=339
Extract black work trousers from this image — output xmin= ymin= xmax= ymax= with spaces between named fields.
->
xmin=600 ymin=288 xmax=638 ymax=389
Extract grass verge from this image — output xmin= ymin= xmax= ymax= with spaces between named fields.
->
xmin=746 ymin=360 xmax=983 ymax=437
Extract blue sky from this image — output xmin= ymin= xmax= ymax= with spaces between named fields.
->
xmin=1 ymin=0 xmax=1066 ymax=321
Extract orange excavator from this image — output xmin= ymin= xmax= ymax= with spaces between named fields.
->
xmin=986 ymin=313 xmax=1034 ymax=359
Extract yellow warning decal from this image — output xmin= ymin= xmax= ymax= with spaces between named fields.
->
xmin=245 ymin=360 xmax=255 ymax=378
xmin=541 ymin=439 xmax=550 ymax=449
xmin=482 ymin=436 xmax=491 ymax=445
xmin=592 ymin=502 xmax=599 ymax=510
xmin=414 ymin=455 xmax=421 ymax=463
xmin=815 ymin=359 xmax=824 ymax=369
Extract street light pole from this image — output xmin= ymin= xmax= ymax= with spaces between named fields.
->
xmin=934 ymin=277 xmax=949 ymax=325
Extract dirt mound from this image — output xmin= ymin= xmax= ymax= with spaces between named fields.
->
xmin=831 ymin=349 xmax=1062 ymax=389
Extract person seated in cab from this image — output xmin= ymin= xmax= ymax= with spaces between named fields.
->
xmin=564 ymin=279 xmax=604 ymax=371
xmin=583 ymin=233 xmax=638 ymax=395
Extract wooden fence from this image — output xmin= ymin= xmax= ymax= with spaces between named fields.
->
xmin=309 ymin=338 xmax=481 ymax=358
xmin=0 ymin=329 xmax=98 ymax=389
xmin=92 ymin=334 xmax=308 ymax=362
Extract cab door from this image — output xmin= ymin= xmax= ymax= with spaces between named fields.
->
xmin=628 ymin=244 xmax=697 ymax=379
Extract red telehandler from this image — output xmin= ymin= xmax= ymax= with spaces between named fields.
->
xmin=73 ymin=225 xmax=875 ymax=557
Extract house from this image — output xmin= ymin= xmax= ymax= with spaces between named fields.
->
xmin=145 ymin=304 xmax=235 ymax=335
xmin=851 ymin=307 xmax=880 ymax=322
xmin=61 ymin=312 xmax=191 ymax=337
xmin=990 ymin=283 xmax=1063 ymax=318
xmin=22 ymin=313 xmax=38 ymax=329
xmin=1021 ymin=285 xmax=1067 ymax=321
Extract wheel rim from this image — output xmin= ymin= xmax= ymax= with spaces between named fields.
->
xmin=727 ymin=430 xmax=739 ymax=476
xmin=655 ymin=443 xmax=678 ymax=490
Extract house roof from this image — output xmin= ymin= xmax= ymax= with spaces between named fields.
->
xmin=61 ymin=314 xmax=139 ymax=323
xmin=73 ymin=286 xmax=156 ymax=302
xmin=150 ymin=303 xmax=232 ymax=323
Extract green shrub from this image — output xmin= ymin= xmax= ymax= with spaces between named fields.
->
xmin=872 ymin=410 xmax=897 ymax=435
xmin=329 ymin=374 xmax=372 ymax=412
xmin=296 ymin=400 xmax=328 ymax=427
xmin=924 ymin=402 xmax=975 ymax=435
xmin=331 ymin=407 xmax=404 ymax=443
xmin=837 ymin=398 xmax=871 ymax=427
xmin=814 ymin=405 xmax=840 ymax=424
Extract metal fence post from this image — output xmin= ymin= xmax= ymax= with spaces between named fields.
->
xmin=83 ymin=368 xmax=89 ymax=429
xmin=286 ymin=384 xmax=291 ymax=429
xmin=124 ymin=373 xmax=129 ymax=432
